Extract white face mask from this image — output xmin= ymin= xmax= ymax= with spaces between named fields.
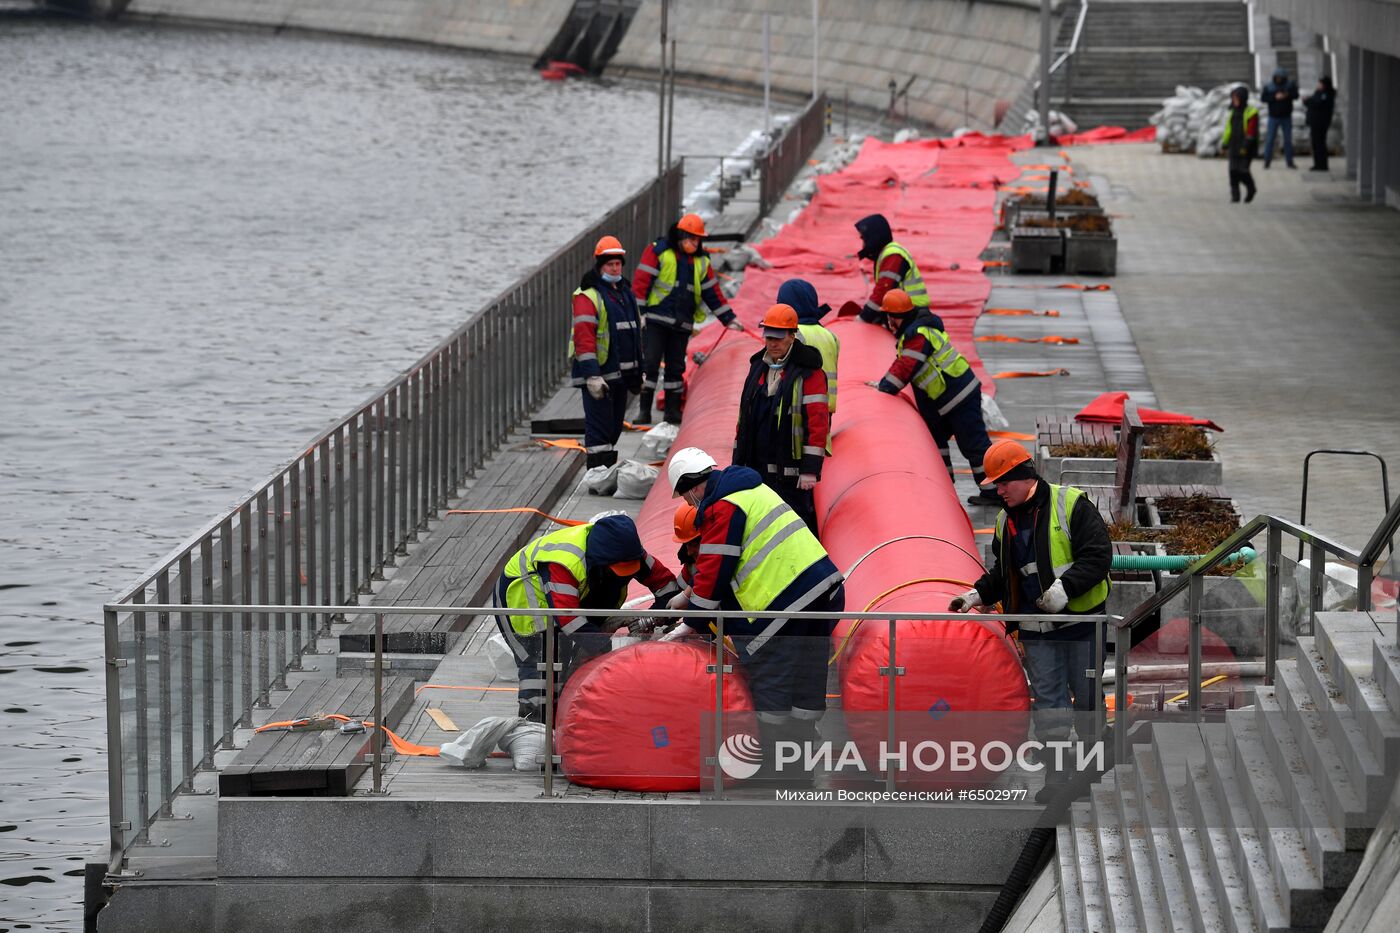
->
xmin=601 ymin=272 xmax=622 ymax=283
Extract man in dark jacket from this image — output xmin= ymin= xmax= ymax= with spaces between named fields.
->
xmin=1222 ymin=85 xmax=1260 ymax=203
xmin=1304 ymin=75 xmax=1336 ymax=172
xmin=948 ymin=441 xmax=1111 ymax=800
xmin=1261 ymin=67 xmax=1299 ymax=169
xmin=571 ymin=235 xmax=645 ymax=469
xmin=732 ymin=304 xmax=831 ymax=533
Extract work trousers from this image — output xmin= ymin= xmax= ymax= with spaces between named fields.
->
xmin=1263 ymin=116 xmax=1294 ymax=166
xmin=915 ymin=385 xmax=992 ymax=485
xmin=733 ymin=584 xmax=843 ymax=723
xmin=1020 ymin=621 xmax=1097 ymax=745
xmin=1310 ymin=125 xmax=1330 ymax=170
xmin=492 ymin=576 xmax=610 ymax=720
xmin=1229 ymin=167 xmax=1257 ymax=202
xmin=642 ymin=324 xmax=689 ymax=423
xmin=581 ymin=383 xmax=631 ymax=468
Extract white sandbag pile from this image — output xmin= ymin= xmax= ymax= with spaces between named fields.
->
xmin=1021 ymin=109 xmax=1079 ymax=140
xmin=1150 ymin=84 xmax=1249 ymax=157
xmin=613 ymin=459 xmax=659 ymax=499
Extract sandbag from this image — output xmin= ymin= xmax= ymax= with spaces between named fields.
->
xmin=439 ymin=716 xmax=525 ymax=768
xmin=638 ymin=421 xmax=680 ymax=460
xmin=485 ymin=632 xmax=518 ymax=681
xmin=501 ymin=722 xmax=546 ymax=772
xmin=555 ymin=641 xmax=758 ymax=791
xmin=613 ymin=459 xmax=659 ymax=499
xmin=583 ymin=463 xmax=618 ymax=496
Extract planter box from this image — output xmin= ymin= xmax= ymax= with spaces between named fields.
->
xmin=1037 ymin=446 xmax=1223 ymax=487
xmin=1063 ymin=228 xmax=1117 ymax=276
xmin=1009 ymin=227 xmax=1063 ymax=274
xmin=1002 ymin=201 xmax=1104 ymax=231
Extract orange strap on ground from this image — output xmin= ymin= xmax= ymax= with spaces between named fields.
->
xmin=446 ymin=507 xmax=585 ymax=526
xmin=984 ymin=307 xmax=1061 ymax=317
xmin=993 ymin=368 xmax=1070 ymax=379
xmin=975 ymin=334 xmax=1079 ymax=345
xmin=622 ymin=421 xmax=652 ymax=432
xmin=254 ymin=714 xmax=441 ymax=757
xmin=982 ymin=260 xmax=1009 ymax=268
xmin=536 ymin=438 xmax=586 ymax=451
xmin=974 ymin=527 xmax=994 ymax=535
xmin=416 ymin=684 xmax=521 ymax=694
xmin=988 ymin=430 xmax=1036 ymax=441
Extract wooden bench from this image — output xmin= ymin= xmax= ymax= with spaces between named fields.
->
xmin=337 ymin=441 xmax=582 ymax=654
xmin=219 ymin=674 xmax=415 ymax=797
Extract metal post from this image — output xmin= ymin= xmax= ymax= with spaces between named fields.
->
xmin=1038 ymin=0 xmax=1052 ymax=144
xmin=360 ymin=409 xmax=373 ymax=588
xmin=156 ymin=572 xmax=173 ymax=815
xmin=711 ymin=616 xmax=727 ymax=799
xmin=131 ymin=589 xmax=149 ymax=843
xmin=657 ymin=0 xmax=668 ymax=180
xmin=542 ymin=618 xmax=557 ymax=797
xmin=811 ymin=0 xmax=819 ymax=101
xmin=884 ymin=619 xmax=899 ymax=792
xmin=1266 ymin=524 xmax=1280 ymax=686
xmin=843 ymin=86 xmax=848 ymax=138
xmin=665 ymin=39 xmax=676 ymax=171
xmin=763 ymin=13 xmax=772 ymax=136
xmin=257 ymin=489 xmax=271 ymax=706
xmin=1113 ymin=635 xmax=1128 ymax=763
xmin=348 ymin=421 xmax=360 ymax=597
xmin=1309 ymin=541 xmax=1326 ymax=636
xmin=284 ymin=466 xmax=298 ymax=680
xmin=103 ymin=608 xmax=127 ymax=872
xmin=373 ymin=399 xmax=387 ymax=577
xmin=1094 ymin=620 xmax=1106 ymax=740
xmin=333 ymin=434 xmax=345 ymax=607
xmin=200 ymin=535 xmax=215 ymax=766
xmin=372 ymin=613 xmax=383 ymax=795
xmin=220 ymin=519 xmax=235 ymax=737
xmin=178 ymin=553 xmax=194 ymax=787
xmin=238 ymin=504 xmax=253 ymax=724
xmin=1187 ymin=575 xmax=1203 ymax=717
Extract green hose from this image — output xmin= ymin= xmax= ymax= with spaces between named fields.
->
xmin=1110 ymin=546 xmax=1256 ymax=571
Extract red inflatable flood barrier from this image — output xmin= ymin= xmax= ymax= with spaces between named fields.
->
xmin=563 ymin=133 xmax=1041 ymax=790
xmin=557 ymin=641 xmax=757 ymax=791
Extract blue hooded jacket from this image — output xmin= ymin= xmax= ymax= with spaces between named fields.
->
xmin=776 ymin=278 xmax=831 ymax=325
xmin=854 ymin=213 xmax=892 ymax=261
xmin=584 ymin=514 xmax=644 ymax=571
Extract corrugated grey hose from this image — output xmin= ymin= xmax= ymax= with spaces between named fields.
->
xmin=976 ymin=723 xmax=1120 ymax=933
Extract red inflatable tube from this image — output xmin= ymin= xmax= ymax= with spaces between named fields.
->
xmin=556 ymin=641 xmax=757 ymax=791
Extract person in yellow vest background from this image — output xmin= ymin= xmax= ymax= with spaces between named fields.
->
xmin=632 ymin=213 xmax=743 ymax=425
xmin=948 ymin=441 xmax=1112 ymax=801
xmin=570 ymin=235 xmax=644 ymax=469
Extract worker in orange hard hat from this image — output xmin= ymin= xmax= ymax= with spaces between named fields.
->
xmin=868 ymin=288 xmax=998 ymax=507
xmin=731 ymin=303 xmax=830 ymax=533
xmin=949 ymin=439 xmax=1111 ymax=802
xmin=632 ymin=213 xmax=744 ymax=425
xmin=571 ymin=235 xmax=645 ymax=470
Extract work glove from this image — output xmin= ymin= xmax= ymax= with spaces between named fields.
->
xmin=798 ymin=474 xmax=817 ymax=491
xmin=667 ymin=590 xmax=691 ymax=611
xmin=725 ymin=320 xmax=744 ymax=332
xmin=585 ymin=376 xmax=608 ymax=400
xmin=658 ymin=623 xmax=695 ymax=642
xmin=948 ymin=588 xmax=982 ymax=613
xmin=1036 ymin=579 xmax=1069 ymax=614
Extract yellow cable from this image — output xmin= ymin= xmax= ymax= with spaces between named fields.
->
xmin=828 ymin=576 xmax=977 ymax=665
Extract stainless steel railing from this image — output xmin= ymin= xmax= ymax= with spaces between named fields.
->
xmin=758 ymin=92 xmax=827 ymax=219
xmin=99 ymin=164 xmax=682 ymax=869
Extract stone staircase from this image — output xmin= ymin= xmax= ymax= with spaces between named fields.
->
xmin=1056 ymin=611 xmax=1400 ymax=931
xmin=1052 ymin=0 xmax=1253 ymax=129
xmin=1254 ymin=12 xmax=1335 ymax=93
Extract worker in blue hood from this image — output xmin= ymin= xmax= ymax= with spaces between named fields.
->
xmin=1260 ymin=67 xmax=1299 ymax=169
xmin=777 ymin=278 xmax=840 ymax=422
xmin=851 ymin=213 xmax=931 ymax=325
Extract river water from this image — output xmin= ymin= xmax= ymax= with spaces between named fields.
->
xmin=0 ymin=17 xmax=768 ymax=928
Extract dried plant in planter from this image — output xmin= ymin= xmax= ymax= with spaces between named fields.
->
xmin=1017 ymin=189 xmax=1101 ymax=209
xmin=1049 ymin=425 xmax=1214 ymax=461
xmin=1023 ymin=213 xmax=1112 ymax=234
xmin=1106 ymin=496 xmax=1244 ymax=575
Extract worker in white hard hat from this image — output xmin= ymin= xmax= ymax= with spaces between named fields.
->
xmin=664 ymin=447 xmax=844 ymax=785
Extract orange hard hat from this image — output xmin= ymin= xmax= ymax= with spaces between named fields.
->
xmin=761 ymin=303 xmax=799 ymax=331
xmin=594 ymin=235 xmax=625 ymax=258
xmin=673 ymin=504 xmax=701 ymax=543
xmin=676 ymin=213 xmax=707 ymax=238
xmin=881 ymin=289 xmax=915 ymax=314
xmin=980 ymin=440 xmax=1033 ymax=485
xmin=608 ymin=559 xmax=642 ymax=577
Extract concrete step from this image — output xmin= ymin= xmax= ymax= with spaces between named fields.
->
xmin=1079 ymin=1 xmax=1248 ymax=49
xmin=1057 ymin=822 xmax=1089 ymax=932
xmin=1190 ymin=729 xmax=1290 ymax=932
xmin=1254 ymin=687 xmax=1369 ymax=880
xmin=1172 ymin=747 xmax=1263 ymax=933
xmin=1059 ymin=100 xmax=1165 ymax=131
xmin=1151 ymin=731 xmax=1237 ymax=932
xmin=1090 ymin=777 xmax=1142 ymax=932
xmin=1313 ymin=613 xmax=1400 ymax=774
xmin=1274 ymin=661 xmax=1377 ymax=841
xmin=1223 ymin=712 xmax=1332 ymax=925
xmin=1072 ymin=801 xmax=1111 ymax=931
xmin=1291 ymin=642 xmax=1393 ymax=818
xmin=1374 ymin=632 xmax=1400 ymax=713
xmin=1109 ymin=769 xmax=1170 ymax=932
xmin=1130 ymin=746 xmax=1199 ymax=932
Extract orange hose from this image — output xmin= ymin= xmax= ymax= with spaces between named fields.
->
xmin=988 ymin=430 xmax=1035 ymax=441
xmin=446 ymin=507 xmax=585 ymax=527
xmin=829 ymin=576 xmax=977 ymax=664
xmin=984 ymin=307 xmax=1061 ymax=317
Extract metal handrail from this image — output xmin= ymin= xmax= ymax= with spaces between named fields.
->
xmin=758 ymin=92 xmax=827 ymax=219
xmin=1359 ymin=495 xmax=1400 ymax=570
xmin=1032 ymin=0 xmax=1090 ymax=92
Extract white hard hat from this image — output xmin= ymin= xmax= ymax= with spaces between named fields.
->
xmin=666 ymin=447 xmax=717 ymax=496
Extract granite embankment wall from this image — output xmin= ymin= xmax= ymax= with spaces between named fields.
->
xmin=112 ymin=0 xmax=1051 ymax=131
